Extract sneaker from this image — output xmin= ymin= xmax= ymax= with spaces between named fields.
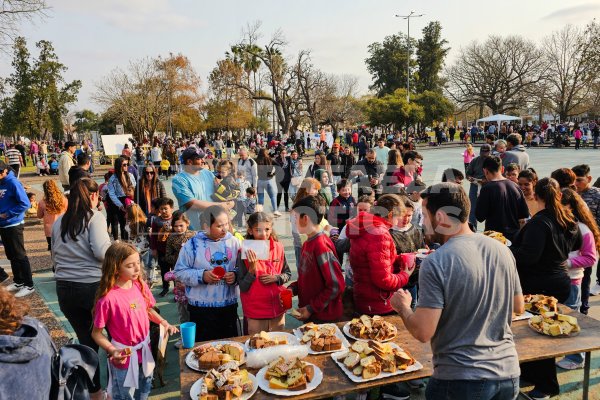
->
xmin=158 ymin=288 xmax=169 ymax=297
xmin=174 ymin=338 xmax=182 ymax=349
xmin=524 ymin=389 xmax=550 ymax=400
xmin=273 ymin=211 xmax=282 ymax=217
xmin=5 ymin=282 xmax=23 ymax=292
xmin=407 ymin=378 xmax=425 ymax=389
xmin=556 ymin=358 xmax=584 ymax=370
xmin=0 ymin=274 xmax=8 ymax=284
xmin=381 ymin=384 xmax=410 ymax=400
xmin=14 ymin=286 xmax=34 ymax=298
xmin=589 ymin=283 xmax=600 ymax=296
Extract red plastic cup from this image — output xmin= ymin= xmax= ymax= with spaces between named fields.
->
xmin=280 ymin=289 xmax=293 ymax=310
xmin=399 ymin=253 xmax=416 ymax=270
xmin=212 ymin=266 xmax=226 ymax=279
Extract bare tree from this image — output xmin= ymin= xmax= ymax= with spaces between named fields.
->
xmin=445 ymin=35 xmax=545 ymax=114
xmin=320 ymin=74 xmax=363 ymax=132
xmin=0 ymin=0 xmax=49 ymax=51
xmin=543 ymin=25 xmax=599 ymax=120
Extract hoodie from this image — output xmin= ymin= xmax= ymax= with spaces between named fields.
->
xmin=174 ymin=231 xmax=241 ymax=308
xmin=0 ymin=170 xmax=30 ymax=228
xmin=0 ymin=316 xmax=54 ymax=400
xmin=502 ymin=145 xmax=530 ymax=170
xmin=347 ymin=212 xmax=409 ymax=315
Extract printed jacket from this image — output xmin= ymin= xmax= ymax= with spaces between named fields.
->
xmin=175 ymin=231 xmax=241 ymax=308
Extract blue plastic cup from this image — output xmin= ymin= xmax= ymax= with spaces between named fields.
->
xmin=180 ymin=322 xmax=196 ymax=349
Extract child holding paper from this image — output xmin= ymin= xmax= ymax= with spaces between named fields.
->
xmin=237 ymin=212 xmax=291 ymax=334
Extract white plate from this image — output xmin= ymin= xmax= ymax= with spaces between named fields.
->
xmin=293 ymin=325 xmax=350 ymax=355
xmin=331 ymin=344 xmax=424 ymax=383
xmin=244 ymin=332 xmax=299 ymax=351
xmin=256 ymin=362 xmax=322 ymax=396
xmin=185 ymin=341 xmax=246 ymax=372
xmin=190 ymin=372 xmax=258 ymax=400
xmin=342 ymin=322 xmax=397 ymax=343
xmin=416 ymin=249 xmax=434 ymax=259
xmin=512 ymin=311 xmax=534 ymax=321
xmin=505 ymin=239 xmax=512 ymax=247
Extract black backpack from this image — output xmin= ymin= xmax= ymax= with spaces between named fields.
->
xmin=50 ymin=343 xmax=99 ymax=400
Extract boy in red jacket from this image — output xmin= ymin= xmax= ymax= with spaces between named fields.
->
xmin=289 ymin=195 xmax=345 ymax=323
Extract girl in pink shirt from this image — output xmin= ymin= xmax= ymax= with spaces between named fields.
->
xmin=92 ymin=242 xmax=177 ymax=399
xmin=462 ymin=144 xmax=475 ymax=173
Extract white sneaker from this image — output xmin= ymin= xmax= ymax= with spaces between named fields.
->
xmin=5 ymin=282 xmax=23 ymax=292
xmin=14 ymin=286 xmax=34 ymax=298
xmin=589 ymin=283 xmax=600 ymax=296
xmin=273 ymin=211 xmax=282 ymax=217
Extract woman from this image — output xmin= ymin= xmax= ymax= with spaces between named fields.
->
xmin=288 ymin=150 xmax=303 ymax=200
xmin=165 ymin=144 xmax=178 ymax=178
xmin=550 ymin=167 xmax=576 ymax=189
xmin=37 ymin=179 xmax=68 ymax=252
xmin=121 ymin=143 xmax=132 ymax=158
xmin=52 ymin=178 xmax=112 ymax=399
xmin=384 ymin=149 xmax=403 ymax=191
xmin=340 ymin=146 xmax=355 ymax=179
xmin=150 ymin=142 xmax=162 ymax=169
xmin=510 ymin=177 xmax=582 ymax=399
xmin=357 ymin=137 xmax=368 ymax=161
xmin=274 ymin=148 xmax=292 ymax=212
xmin=518 ymin=169 xmax=539 ymax=217
xmin=306 ymin=151 xmax=327 ymax=178
xmin=346 ymin=194 xmax=411 ymax=316
xmin=136 ymin=164 xmax=167 ymax=216
xmin=256 ymin=148 xmax=280 ymax=216
xmin=107 ymin=157 xmax=136 ymax=240
xmin=0 ymin=287 xmax=56 ymax=400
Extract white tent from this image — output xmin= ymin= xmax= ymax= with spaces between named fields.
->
xmin=476 ymin=114 xmax=522 ymax=124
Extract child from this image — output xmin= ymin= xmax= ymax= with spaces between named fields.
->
xmin=237 ymin=212 xmax=291 ymax=334
xmin=92 ymin=242 xmax=177 ymax=399
xmin=174 ymin=205 xmax=242 ymax=341
xmin=315 ymin=169 xmax=333 ymax=206
xmin=25 ymin=192 xmax=38 ymax=218
xmin=328 ymin=179 xmax=356 ymax=230
xmin=291 ymin=178 xmax=326 ymax=266
xmin=160 ymin=158 xmax=170 ymax=180
xmin=463 ymin=144 xmax=475 ymax=173
xmin=211 ymin=160 xmax=240 ymax=217
xmin=37 ymin=179 xmax=68 ymax=251
xmin=242 ymin=187 xmax=257 ymax=217
xmin=289 ymin=195 xmax=345 ymax=322
xmin=49 ymin=156 xmax=59 ymax=175
xmin=164 ymin=211 xmax=195 ymax=348
xmin=150 ymin=197 xmax=174 ymax=297
xmin=505 ymin=163 xmax=520 ymax=184
xmin=126 ymin=204 xmax=152 ymax=285
xmin=233 ymin=171 xmax=251 ymax=226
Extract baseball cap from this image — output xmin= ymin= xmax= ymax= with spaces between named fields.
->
xmin=181 ymin=147 xmax=205 ymax=163
xmin=480 ymin=144 xmax=492 ymax=153
xmin=332 ymin=143 xmax=340 ymax=149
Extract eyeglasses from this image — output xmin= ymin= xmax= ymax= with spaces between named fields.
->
xmin=122 ymin=163 xmax=129 ymax=167
xmin=145 ymin=171 xmax=154 ymax=175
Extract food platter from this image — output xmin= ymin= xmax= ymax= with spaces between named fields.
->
xmin=189 ymin=372 xmax=258 ymax=400
xmin=528 ymin=313 xmax=580 ymax=338
xmin=185 ymin=341 xmax=245 ymax=372
xmin=244 ymin=332 xmax=299 ymax=351
xmin=342 ymin=315 xmax=397 ymax=343
xmin=293 ymin=323 xmax=350 ymax=355
xmin=512 ymin=311 xmax=534 ymax=322
xmin=256 ymin=361 xmax=323 ymax=396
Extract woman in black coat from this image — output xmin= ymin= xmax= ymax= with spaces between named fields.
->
xmin=274 ymin=148 xmax=292 ymax=211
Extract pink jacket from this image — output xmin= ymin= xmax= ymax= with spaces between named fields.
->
xmin=463 ymin=150 xmax=475 ymax=164
xmin=567 ymin=222 xmax=598 ymax=284
xmin=573 ymin=129 xmax=583 ymax=139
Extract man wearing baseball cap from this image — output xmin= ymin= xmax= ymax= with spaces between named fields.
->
xmin=58 ymin=141 xmax=77 ymax=191
xmin=466 ymin=144 xmax=492 ymax=229
xmin=172 ymin=147 xmax=234 ymax=231
xmin=0 ymin=161 xmax=34 ymax=297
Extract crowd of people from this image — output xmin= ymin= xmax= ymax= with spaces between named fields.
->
xmin=1 ymin=126 xmax=600 ymax=400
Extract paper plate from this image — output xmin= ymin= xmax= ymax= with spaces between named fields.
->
xmin=190 ymin=372 xmax=258 ymax=400
xmin=256 ymin=362 xmax=322 ymax=396
xmin=185 ymin=341 xmax=245 ymax=372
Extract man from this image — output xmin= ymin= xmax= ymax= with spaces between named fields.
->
xmin=29 ymin=140 xmax=39 ymax=166
xmin=0 ymin=161 xmax=35 ymax=297
xmin=326 ymin=143 xmax=343 ymax=194
xmin=236 ymin=147 xmax=257 ymax=188
xmin=58 ymin=141 xmax=76 ymax=191
xmin=466 ymin=144 xmax=491 ymax=228
xmin=172 ymin=148 xmax=233 ymax=231
xmin=591 ymin=121 xmax=599 ymax=149
xmin=441 ymin=168 xmax=464 ymax=184
xmin=572 ymin=164 xmax=600 ymax=309
xmin=68 ymin=152 xmax=92 ymax=188
xmin=391 ymin=182 xmax=523 ymax=400
xmin=4 ymin=144 xmax=23 ymax=178
xmin=475 ymin=156 xmax=529 ymax=242
xmin=373 ymin=138 xmax=390 ymax=166
xmin=470 ymin=125 xmax=479 ymax=143
xmin=448 ymin=125 xmax=456 ymax=142
xmin=14 ymin=140 xmax=26 ymax=167
xmin=502 ymin=133 xmax=530 ymax=170
xmin=350 ymin=149 xmax=384 ymax=198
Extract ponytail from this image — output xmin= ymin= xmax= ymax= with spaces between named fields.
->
xmin=534 ymin=177 xmax=575 ymax=230
xmin=60 ymin=178 xmax=98 ymax=242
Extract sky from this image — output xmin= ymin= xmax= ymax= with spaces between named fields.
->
xmin=1 ymin=0 xmax=598 ymax=112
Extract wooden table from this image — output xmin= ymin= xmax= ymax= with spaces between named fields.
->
xmin=180 ymin=311 xmax=600 ymax=400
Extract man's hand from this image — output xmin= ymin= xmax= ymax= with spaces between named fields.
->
xmin=259 ymin=274 xmax=278 ymax=285
xmin=391 ymin=289 xmax=413 ymax=315
xmin=295 ymin=306 xmax=312 ymax=321
xmin=203 ymin=270 xmax=221 ymax=284
xmin=224 ymin=271 xmax=236 ymax=284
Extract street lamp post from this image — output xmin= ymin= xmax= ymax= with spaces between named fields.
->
xmin=395 ymin=11 xmax=424 ymax=103
xmin=162 ymin=79 xmax=172 ymax=138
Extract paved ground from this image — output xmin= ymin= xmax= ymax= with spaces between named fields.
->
xmin=2 ymin=144 xmax=600 ymax=399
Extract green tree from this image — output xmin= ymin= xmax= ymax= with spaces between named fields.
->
xmin=365 ymin=33 xmax=416 ymax=97
xmin=414 ymin=90 xmax=454 ymax=127
xmin=416 ymin=21 xmax=449 ymax=93
xmin=74 ymin=109 xmax=100 ymax=132
xmin=364 ymin=89 xmax=424 ymax=130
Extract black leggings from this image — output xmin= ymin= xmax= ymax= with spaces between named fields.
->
xmin=107 ymin=199 xmax=128 ymax=241
xmin=277 ymin=180 xmax=291 ymax=210
xmin=188 ymin=303 xmax=240 ymax=342
xmin=56 ymin=280 xmax=102 ymax=393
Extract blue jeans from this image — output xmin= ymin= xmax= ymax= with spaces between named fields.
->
xmin=468 ymin=183 xmax=479 ymax=228
xmin=257 ymin=178 xmax=277 ymax=212
xmin=563 ymin=283 xmax=584 ymax=364
xmin=426 ymin=377 xmax=519 ymax=400
xmin=109 ymin=362 xmax=153 ymax=400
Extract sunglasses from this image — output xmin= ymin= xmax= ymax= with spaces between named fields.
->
xmin=122 ymin=163 xmax=129 ymax=167
xmin=145 ymin=171 xmax=154 ymax=175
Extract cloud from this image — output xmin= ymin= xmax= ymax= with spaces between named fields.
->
xmin=542 ymin=3 xmax=600 ymax=21
xmin=53 ymin=0 xmax=205 ymax=32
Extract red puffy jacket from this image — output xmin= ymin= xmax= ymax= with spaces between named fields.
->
xmin=347 ymin=212 xmax=409 ymax=315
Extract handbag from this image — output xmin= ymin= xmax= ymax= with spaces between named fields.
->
xmin=290 ymin=176 xmax=303 ymax=187
xmin=50 ymin=343 xmax=99 ymax=400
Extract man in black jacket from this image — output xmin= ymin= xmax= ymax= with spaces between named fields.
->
xmin=68 ymin=153 xmax=92 ymax=189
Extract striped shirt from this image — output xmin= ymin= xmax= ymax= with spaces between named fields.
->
xmin=5 ymin=148 xmax=21 ymax=165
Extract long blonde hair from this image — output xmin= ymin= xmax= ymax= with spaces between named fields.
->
xmin=126 ymin=204 xmax=147 ymax=237
xmin=93 ymin=242 xmax=150 ymax=317
xmin=43 ymin=179 xmax=66 ymax=214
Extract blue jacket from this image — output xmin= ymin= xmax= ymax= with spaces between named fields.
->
xmin=0 ymin=170 xmax=30 ymax=228
xmin=174 ymin=231 xmax=241 ymax=308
